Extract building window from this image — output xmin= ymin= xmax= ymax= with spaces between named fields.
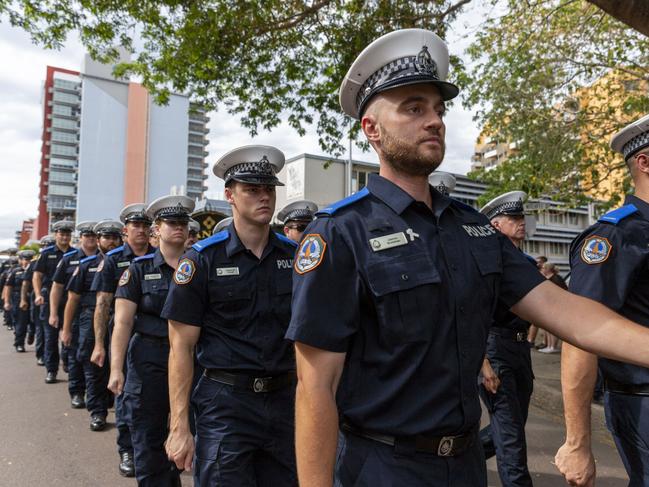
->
xmin=567 ymin=213 xmax=579 ymax=226
xmin=53 ymin=79 xmax=79 ymax=90
xmin=52 ymin=105 xmax=74 ymax=117
xmin=49 ymin=171 xmax=75 ymax=183
xmin=50 ymin=144 xmax=77 ymax=157
xmin=549 ymin=242 xmax=567 ymax=255
xmin=51 ymin=131 xmax=77 ymax=143
xmin=52 ymin=91 xmax=79 ymax=104
xmin=51 ymin=118 xmax=77 ymax=130
xmin=548 ymin=210 xmax=565 ymax=225
xmin=523 ymin=240 xmax=540 ymax=254
xmin=49 ymin=157 xmax=76 ymax=167
xmin=49 ymin=183 xmax=76 ymax=196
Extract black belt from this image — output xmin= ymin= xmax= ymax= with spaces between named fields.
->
xmin=341 ymin=422 xmax=475 ymax=457
xmin=604 ymin=379 xmax=649 ymax=396
xmin=134 ymin=332 xmax=169 ymax=345
xmin=489 ymin=327 xmax=528 ymax=342
xmin=204 ymin=369 xmax=296 ymax=393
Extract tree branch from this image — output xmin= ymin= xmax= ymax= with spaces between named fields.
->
xmin=587 ymin=0 xmax=649 ymax=37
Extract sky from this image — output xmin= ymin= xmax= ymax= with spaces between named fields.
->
xmin=0 ymin=11 xmax=482 ymax=248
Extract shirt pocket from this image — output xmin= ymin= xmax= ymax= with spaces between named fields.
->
xmin=470 ymin=246 xmax=503 ymax=317
xmin=209 ymin=282 xmax=253 ymax=328
xmin=141 ymin=279 xmax=170 ymax=313
xmin=366 ymin=253 xmax=441 ymax=344
xmin=272 ymin=272 xmax=293 ymax=325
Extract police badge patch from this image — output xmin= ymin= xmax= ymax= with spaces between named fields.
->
xmin=118 ymin=269 xmax=130 ymax=286
xmin=581 ymin=235 xmax=612 ymax=264
xmin=97 ymin=259 xmax=104 ymax=273
xmin=295 ymin=234 xmax=327 ymax=274
xmin=174 ymin=258 xmax=196 ymax=285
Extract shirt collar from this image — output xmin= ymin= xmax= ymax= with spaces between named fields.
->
xmin=225 ymin=223 xmax=283 ymax=259
xmin=152 ymin=248 xmax=167 ymax=269
xmin=625 ymin=194 xmax=649 ymax=220
xmin=366 ymin=173 xmax=452 ymax=217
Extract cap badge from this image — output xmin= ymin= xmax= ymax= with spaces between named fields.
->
xmin=415 ymin=46 xmax=437 ymax=77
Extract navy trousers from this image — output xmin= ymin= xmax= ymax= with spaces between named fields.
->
xmin=335 ymin=431 xmax=486 ymax=487
xmin=605 ymin=391 xmax=649 ymax=486
xmin=479 ymin=334 xmax=534 ymax=487
xmin=192 ymin=373 xmax=297 ymax=486
xmin=10 ymin=295 xmax=29 ymax=347
xmin=122 ymin=333 xmax=180 ymax=487
xmin=32 ymin=298 xmax=45 ymax=359
xmin=77 ymin=308 xmax=110 ymax=416
xmin=66 ymin=319 xmax=86 ymax=396
xmin=108 ymin=315 xmax=133 ymax=455
xmin=39 ymin=298 xmax=60 ymax=373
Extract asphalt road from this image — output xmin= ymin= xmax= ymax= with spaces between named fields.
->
xmin=0 ymin=323 xmax=629 ymax=486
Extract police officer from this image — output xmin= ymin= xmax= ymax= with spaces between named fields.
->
xmin=33 ymin=220 xmax=74 ymax=384
xmin=556 ymin=114 xmax=649 ymax=486
xmin=0 ymin=257 xmax=17 ymax=330
xmin=186 ymin=218 xmax=201 ymax=249
xmin=212 ymin=216 xmax=233 ymax=235
xmin=90 ymin=203 xmax=154 ymax=478
xmin=108 ymin=195 xmax=194 ymax=487
xmin=285 ymin=29 xmax=649 ymax=487
xmin=478 ymin=191 xmax=536 ymax=487
xmin=3 ymin=250 xmax=35 ymax=352
xmin=428 ymin=171 xmax=456 ymax=197
xmin=51 ymin=221 xmax=98 ymax=408
xmin=61 ymin=220 xmax=123 ymax=431
xmin=277 ymin=200 xmax=318 ymax=243
xmin=163 ymin=145 xmax=298 ymax=486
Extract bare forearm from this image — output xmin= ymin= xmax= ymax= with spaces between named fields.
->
xmin=561 ymin=343 xmax=597 ymax=447
xmin=93 ymin=292 xmax=112 ymax=345
xmin=110 ymin=316 xmax=134 ymax=374
xmin=3 ymin=286 xmax=12 ymax=303
xmin=295 ymin=381 xmax=339 ymax=487
xmin=20 ymin=281 xmax=30 ymax=303
xmin=168 ymin=343 xmax=194 ymax=433
xmin=63 ymin=294 xmax=80 ymax=334
xmin=49 ymin=283 xmax=63 ymax=316
xmin=32 ymin=273 xmax=43 ymax=299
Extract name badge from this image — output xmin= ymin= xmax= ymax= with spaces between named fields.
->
xmin=48 ymin=255 xmax=57 ymax=259
xmin=89 ymin=267 xmax=98 ymax=273
xmin=369 ymin=232 xmax=408 ymax=252
xmin=144 ymin=273 xmax=162 ymax=280
xmin=117 ymin=261 xmax=131 ymax=268
xmin=216 ymin=267 xmax=239 ymax=276
xmin=70 ymin=260 xmax=80 ymax=265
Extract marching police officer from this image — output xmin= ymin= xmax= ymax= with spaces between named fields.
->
xmin=90 ymin=203 xmax=154 ymax=477
xmin=478 ymin=191 xmax=536 ymax=487
xmin=0 ymin=257 xmax=17 ymax=330
xmin=61 ymin=220 xmax=123 ymax=431
xmin=33 ymin=220 xmax=74 ymax=384
xmin=286 ymin=29 xmax=649 ymax=487
xmin=163 ymin=145 xmax=299 ymax=486
xmin=428 ymin=171 xmax=456 ymax=197
xmin=186 ymin=218 xmax=201 ymax=249
xmin=277 ymin=200 xmax=318 ymax=243
xmin=108 ymin=195 xmax=195 ymax=487
xmin=556 ymin=114 xmax=649 ymax=486
xmin=3 ymin=250 xmax=35 ymax=352
xmin=51 ymin=221 xmax=98 ymax=408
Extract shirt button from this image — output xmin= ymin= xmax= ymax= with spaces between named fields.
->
xmin=401 ymin=274 xmax=409 ymax=281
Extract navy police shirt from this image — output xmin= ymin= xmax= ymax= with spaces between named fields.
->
xmin=34 ymin=245 xmax=67 ymax=291
xmin=161 ymin=224 xmax=297 ymax=374
xmin=52 ymin=248 xmax=89 ymax=287
xmin=116 ymin=249 xmax=174 ymax=338
xmin=91 ymin=243 xmax=155 ymax=295
xmin=68 ymin=254 xmax=104 ymax=309
xmin=6 ymin=266 xmax=28 ymax=299
xmin=569 ymin=194 xmax=649 ymax=386
xmin=286 ymin=174 xmax=545 ymax=437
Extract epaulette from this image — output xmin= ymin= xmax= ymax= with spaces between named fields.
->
xmin=451 ymin=199 xmax=480 ymax=214
xmin=63 ymin=249 xmax=79 ymax=258
xmin=41 ymin=245 xmax=55 ymax=253
xmin=80 ymin=254 xmax=98 ymax=264
xmin=193 ymin=230 xmax=229 ymax=252
xmin=133 ymin=253 xmax=155 ymax=263
xmin=598 ymin=204 xmax=638 ymax=225
xmin=317 ymin=187 xmax=370 ymax=216
xmin=274 ymin=232 xmax=298 ymax=247
xmin=106 ymin=245 xmax=124 ymax=257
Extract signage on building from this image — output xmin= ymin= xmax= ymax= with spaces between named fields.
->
xmin=286 ymin=159 xmax=305 ymax=200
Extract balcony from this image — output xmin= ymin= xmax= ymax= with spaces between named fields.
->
xmin=187 ymin=173 xmax=208 ymax=183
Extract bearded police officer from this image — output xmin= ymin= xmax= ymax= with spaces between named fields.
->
xmin=479 ymin=191 xmax=536 ymax=487
xmin=163 ymin=145 xmax=299 ymax=486
xmin=556 ymin=114 xmax=649 ymax=486
xmin=33 ymin=220 xmax=74 ymax=384
xmin=278 ymin=200 xmax=318 ymax=243
xmin=91 ymin=204 xmax=154 ymax=477
xmin=62 ymin=220 xmax=123 ymax=431
xmin=286 ymin=29 xmax=649 ymax=487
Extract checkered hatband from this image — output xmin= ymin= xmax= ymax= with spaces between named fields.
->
xmin=225 ymin=156 xmax=276 ymax=181
xmin=622 ymin=132 xmax=649 ymax=160
xmin=284 ymin=208 xmax=315 ymax=222
xmin=486 ymin=200 xmax=525 ymax=220
xmin=155 ymin=203 xmax=191 ymax=220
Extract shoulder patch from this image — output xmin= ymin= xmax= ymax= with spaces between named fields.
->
xmin=96 ymin=259 xmax=104 ymax=273
xmin=174 ymin=258 xmax=196 ymax=284
xmin=118 ymin=269 xmax=130 ymax=286
xmin=598 ymin=204 xmax=638 ymax=225
xmin=317 ymin=187 xmax=370 ymax=216
xmin=295 ymin=234 xmax=327 ymax=274
xmin=64 ymin=249 xmax=78 ymax=257
xmin=192 ymin=230 xmax=229 ymax=252
xmin=274 ymin=232 xmax=298 ymax=247
xmin=134 ymin=253 xmax=155 ymax=263
xmin=80 ymin=254 xmax=98 ymax=264
xmin=581 ymin=235 xmax=612 ymax=264
xmin=106 ymin=245 xmax=124 ymax=257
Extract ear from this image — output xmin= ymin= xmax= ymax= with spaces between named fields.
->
xmin=490 ymin=219 xmax=501 ymax=231
xmin=635 ymin=153 xmax=649 ymax=175
xmin=283 ymin=226 xmax=290 ymax=237
xmin=224 ymin=186 xmax=235 ymax=205
xmin=361 ymin=104 xmax=381 ymax=145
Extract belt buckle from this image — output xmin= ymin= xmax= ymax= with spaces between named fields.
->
xmin=516 ymin=332 xmax=526 ymax=342
xmin=437 ymin=436 xmax=455 ymax=457
xmin=253 ymin=377 xmax=271 ymax=393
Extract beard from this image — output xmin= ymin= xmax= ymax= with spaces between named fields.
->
xmin=380 ymin=126 xmax=445 ymax=177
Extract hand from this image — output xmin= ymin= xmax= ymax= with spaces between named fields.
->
xmin=91 ymin=345 xmax=106 ymax=367
xmin=34 ymin=295 xmax=44 ymax=306
xmin=108 ymin=370 xmax=125 ymax=396
xmin=481 ymin=359 xmax=500 ymax=394
xmin=48 ymin=314 xmax=59 ymax=328
xmin=555 ymin=442 xmax=596 ymax=486
xmin=60 ymin=328 xmax=72 ymax=347
xmin=166 ymin=428 xmax=195 ymax=471
xmin=19 ymin=300 xmax=28 ymax=310
xmin=3 ymin=303 xmax=11 ymax=311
